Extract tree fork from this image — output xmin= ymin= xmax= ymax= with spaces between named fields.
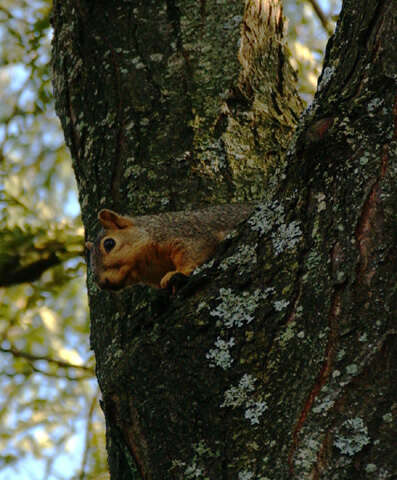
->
xmin=52 ymin=0 xmax=396 ymax=478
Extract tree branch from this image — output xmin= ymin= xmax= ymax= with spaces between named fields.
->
xmin=0 ymin=253 xmax=62 ymax=287
xmin=0 ymin=227 xmax=84 ymax=287
xmin=307 ymin=0 xmax=333 ymax=36
xmin=0 ymin=345 xmax=94 ymax=374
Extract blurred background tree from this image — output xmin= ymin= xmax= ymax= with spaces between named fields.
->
xmin=0 ymin=1 xmax=340 ymax=479
xmin=0 ymin=1 xmax=106 ymax=479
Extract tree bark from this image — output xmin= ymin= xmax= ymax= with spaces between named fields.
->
xmin=52 ymin=0 xmax=396 ymax=479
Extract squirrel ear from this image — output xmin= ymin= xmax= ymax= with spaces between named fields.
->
xmin=98 ymin=209 xmax=134 ymax=229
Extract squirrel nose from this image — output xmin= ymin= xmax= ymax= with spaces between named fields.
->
xmin=99 ymin=278 xmax=120 ymax=290
xmin=98 ymin=278 xmax=109 ymax=289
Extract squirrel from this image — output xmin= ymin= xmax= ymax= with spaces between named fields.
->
xmin=85 ymin=204 xmax=254 ymax=290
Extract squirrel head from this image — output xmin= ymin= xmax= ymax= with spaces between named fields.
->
xmin=86 ymin=209 xmax=148 ymax=290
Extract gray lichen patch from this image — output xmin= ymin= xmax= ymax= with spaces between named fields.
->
xmin=334 ymin=418 xmax=370 ymax=456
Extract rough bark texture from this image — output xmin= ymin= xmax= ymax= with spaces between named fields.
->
xmin=52 ymin=0 xmax=396 ymax=479
xmin=52 ymin=0 xmax=300 ymax=222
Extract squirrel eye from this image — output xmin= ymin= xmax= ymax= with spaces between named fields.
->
xmin=103 ymin=238 xmax=116 ymax=253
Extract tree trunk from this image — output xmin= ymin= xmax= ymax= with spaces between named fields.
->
xmin=52 ymin=0 xmax=396 ymax=479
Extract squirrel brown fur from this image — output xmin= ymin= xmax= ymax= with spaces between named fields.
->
xmin=86 ymin=204 xmax=254 ymax=290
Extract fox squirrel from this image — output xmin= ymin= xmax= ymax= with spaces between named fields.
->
xmin=86 ymin=204 xmax=253 ymax=290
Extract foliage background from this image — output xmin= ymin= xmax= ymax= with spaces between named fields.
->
xmin=0 ymin=1 xmax=340 ymax=478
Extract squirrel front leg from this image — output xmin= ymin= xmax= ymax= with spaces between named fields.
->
xmin=159 ymin=268 xmax=195 ymax=290
xmin=159 ymin=244 xmax=199 ymax=290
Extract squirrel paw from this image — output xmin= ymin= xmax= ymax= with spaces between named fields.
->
xmin=160 ymin=271 xmax=189 ymax=294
